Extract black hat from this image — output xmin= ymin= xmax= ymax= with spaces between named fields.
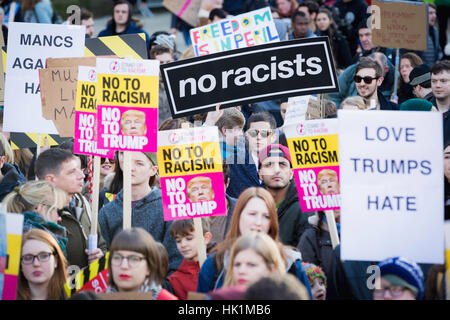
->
xmin=409 ymin=64 xmax=431 ymax=86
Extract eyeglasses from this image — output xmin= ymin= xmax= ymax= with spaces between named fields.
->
xmin=354 ymin=75 xmax=378 ymax=84
xmin=373 ymin=286 xmax=407 ymax=299
xmin=247 ymin=129 xmax=274 ymax=138
xmin=111 ymin=253 xmax=146 ymax=268
xmin=21 ymin=251 xmax=54 ymax=265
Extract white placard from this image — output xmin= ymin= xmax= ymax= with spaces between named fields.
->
xmin=3 ymin=22 xmax=85 ymax=134
xmin=283 ymin=95 xmax=311 ymax=126
xmin=338 ymin=110 xmax=444 ymax=264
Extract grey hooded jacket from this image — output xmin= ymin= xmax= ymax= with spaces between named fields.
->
xmin=98 ymin=187 xmax=183 ymax=274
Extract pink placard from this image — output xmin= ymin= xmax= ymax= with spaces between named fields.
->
xmin=74 ymin=111 xmax=115 ymax=159
xmin=2 ymin=274 xmax=18 ymax=300
xmin=97 ymin=105 xmax=158 ymax=152
xmin=161 ymin=171 xmax=227 ymax=221
xmin=294 ymin=165 xmax=341 ymax=212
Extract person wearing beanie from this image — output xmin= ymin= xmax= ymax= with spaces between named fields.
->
xmin=258 ymin=144 xmax=311 ymax=247
xmin=399 ymin=98 xmax=436 ymax=112
xmin=373 ymin=257 xmax=425 ymax=300
xmin=302 ymin=262 xmax=327 ymax=300
xmin=99 ymin=151 xmax=183 ymax=275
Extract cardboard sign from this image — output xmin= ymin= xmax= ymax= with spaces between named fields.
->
xmin=371 ymin=0 xmax=428 ymax=51
xmin=157 ymin=126 xmax=227 ymax=221
xmin=285 ymin=119 xmax=340 ymax=212
xmin=73 ymin=66 xmax=114 ymax=158
xmin=163 ymin=0 xmax=202 ymax=28
xmin=39 ymin=57 xmax=99 ymax=138
xmin=1 ymin=213 xmax=23 ymax=300
xmin=338 ymin=110 xmax=444 ymax=264
xmin=161 ymin=37 xmax=339 ymax=118
xmin=3 ymin=22 xmax=86 ymax=134
xmin=190 ymin=7 xmax=279 ymax=56
xmin=96 ymin=58 xmax=160 ymax=152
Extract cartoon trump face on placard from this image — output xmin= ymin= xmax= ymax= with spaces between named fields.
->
xmin=317 ymin=169 xmax=340 ymax=195
xmin=186 ymin=176 xmax=215 ymax=202
xmin=120 ymin=109 xmax=147 ymax=136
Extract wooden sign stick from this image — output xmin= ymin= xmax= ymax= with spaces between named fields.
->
xmin=88 ymin=155 xmax=101 ymax=252
xmin=324 ymin=210 xmax=340 ymax=249
xmin=123 ymin=151 xmax=132 ymax=230
xmin=182 ymin=121 xmax=207 ymax=267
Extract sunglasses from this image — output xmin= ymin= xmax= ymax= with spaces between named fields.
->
xmin=354 ymin=75 xmax=378 ymax=84
xmin=100 ymin=157 xmax=113 ymax=164
xmin=247 ymin=129 xmax=274 ymax=138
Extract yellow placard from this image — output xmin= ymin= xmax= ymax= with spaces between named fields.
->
xmin=5 ymin=234 xmax=22 ymax=275
xmin=75 ymin=81 xmax=97 ymax=113
xmin=158 ymin=142 xmax=222 ymax=177
xmin=97 ymin=74 xmax=159 ymax=108
xmin=287 ymin=134 xmax=339 ymax=169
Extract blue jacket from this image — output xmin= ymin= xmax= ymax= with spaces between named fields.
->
xmin=98 ymin=21 xmax=150 ymax=49
xmin=226 ymin=147 xmax=263 ymax=199
xmin=328 ymin=61 xmax=396 ymax=108
xmin=0 ymin=162 xmax=26 ymax=202
xmin=197 ymin=248 xmax=313 ymax=299
xmin=98 ymin=188 xmax=183 ymax=274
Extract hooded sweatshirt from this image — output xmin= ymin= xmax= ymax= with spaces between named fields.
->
xmin=98 ymin=188 xmax=182 ymax=274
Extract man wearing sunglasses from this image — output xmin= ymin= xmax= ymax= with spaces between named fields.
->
xmin=354 ymin=57 xmax=398 ymax=110
xmin=226 ymin=112 xmax=278 ymax=199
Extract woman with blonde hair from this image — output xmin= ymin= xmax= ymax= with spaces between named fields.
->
xmin=223 ymin=232 xmax=286 ymax=288
xmin=2 ymin=180 xmax=68 ymax=254
xmin=17 ymin=229 xmax=68 ymax=300
xmin=197 ymin=187 xmax=312 ymax=297
xmin=340 ymin=96 xmax=368 ymax=110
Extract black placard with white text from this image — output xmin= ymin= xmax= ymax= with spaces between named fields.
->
xmin=161 ymin=37 xmax=339 ymax=118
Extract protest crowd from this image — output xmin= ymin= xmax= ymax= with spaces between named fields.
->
xmin=0 ymin=0 xmax=449 ymax=303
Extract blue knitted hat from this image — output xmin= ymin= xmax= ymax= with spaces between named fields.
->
xmin=377 ymin=257 xmax=424 ymax=300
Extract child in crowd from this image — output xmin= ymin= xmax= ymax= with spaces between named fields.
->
xmin=168 ymin=218 xmax=212 ymax=300
xmin=303 ymin=262 xmax=327 ymax=300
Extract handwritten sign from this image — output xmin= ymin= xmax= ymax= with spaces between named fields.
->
xmin=371 ymin=0 xmax=428 ymax=51
xmin=190 ymin=7 xmax=279 ymax=56
xmin=3 ymin=22 xmax=85 ymax=134
xmin=339 ymin=110 xmax=443 ymax=263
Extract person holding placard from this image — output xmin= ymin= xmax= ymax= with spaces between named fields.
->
xmin=17 ymin=229 xmax=68 ymax=300
xmin=197 ymin=187 xmax=311 ymax=297
xmin=98 ymin=151 xmax=183 ymax=275
xmin=227 ymin=112 xmax=277 ymax=199
xmin=297 ymin=210 xmax=339 ymax=279
xmin=35 ymin=148 xmax=107 ymax=269
xmin=258 ymin=144 xmax=311 ymax=247
xmin=167 ymin=218 xmax=212 ymax=300
xmin=105 ymin=227 xmax=177 ymax=299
